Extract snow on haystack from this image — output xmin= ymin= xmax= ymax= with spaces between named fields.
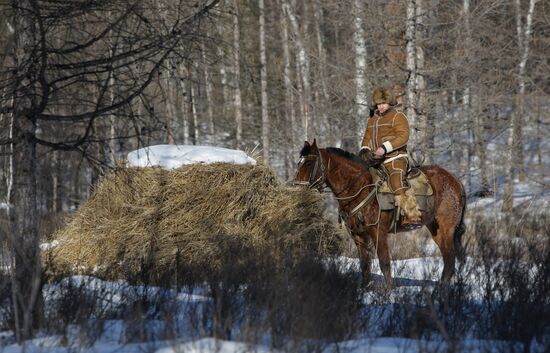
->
xmin=127 ymin=144 xmax=256 ymax=169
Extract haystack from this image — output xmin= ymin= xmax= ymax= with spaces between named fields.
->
xmin=48 ymin=162 xmax=343 ymax=283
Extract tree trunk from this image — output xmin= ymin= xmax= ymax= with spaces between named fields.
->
xmin=174 ymin=63 xmax=190 ymax=145
xmin=51 ymin=150 xmax=61 ymax=212
xmin=202 ymin=42 xmax=215 ymax=140
xmin=190 ymin=77 xmax=199 ymax=145
xmin=259 ymin=0 xmax=269 ymax=163
xmin=405 ymin=0 xmax=418 ymax=146
xmin=232 ymin=0 xmax=243 ymax=148
xmin=166 ymin=67 xmax=177 ymax=145
xmin=415 ymin=0 xmax=428 ymax=162
xmin=352 ymin=0 xmax=368 ymax=150
xmin=462 ymin=0 xmax=489 ymax=194
xmin=10 ymin=111 xmax=43 ymax=342
xmin=107 ymin=33 xmax=118 ymax=165
xmin=8 ymin=1 xmax=44 ymax=340
xmin=313 ymin=0 xmax=331 ymax=145
xmin=503 ymin=0 xmax=538 ymax=212
xmin=283 ymin=0 xmax=312 ymax=140
xmin=217 ymin=39 xmax=230 ymax=120
xmin=278 ymin=0 xmax=296 ymax=175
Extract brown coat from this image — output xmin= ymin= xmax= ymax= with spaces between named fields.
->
xmin=360 ymin=108 xmax=409 ymax=158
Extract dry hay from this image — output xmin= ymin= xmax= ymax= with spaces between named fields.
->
xmin=47 ymin=162 xmax=343 ymax=283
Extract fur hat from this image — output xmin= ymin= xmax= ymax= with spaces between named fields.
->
xmin=372 ymin=87 xmax=395 ymax=107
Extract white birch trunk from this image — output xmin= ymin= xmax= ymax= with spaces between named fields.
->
xmin=283 ymin=0 xmax=312 ymax=140
xmin=462 ymin=0 xmax=471 ymax=174
xmin=177 ymin=65 xmax=190 ymax=145
xmin=232 ymin=0 xmax=243 ymax=148
xmin=353 ymin=0 xmax=368 ymax=147
xmin=166 ymin=70 xmax=176 ymax=144
xmin=415 ymin=0 xmax=429 ymax=162
xmin=313 ymin=0 xmax=331 ymax=144
xmin=259 ymin=0 xmax=269 ymax=163
xmin=280 ymin=0 xmax=296 ymax=142
xmin=190 ymin=77 xmax=199 ymax=145
xmin=463 ymin=0 xmax=488 ymax=192
xmin=503 ymin=0 xmax=538 ymax=211
xmin=279 ymin=0 xmax=297 ymax=176
xmin=1 ymin=94 xmax=14 ymax=215
xmin=218 ymin=43 xmax=229 ymax=116
xmin=201 ymin=43 xmax=215 ymax=139
xmin=405 ymin=0 xmax=418 ymax=146
xmin=109 ymin=71 xmax=118 ymax=162
xmin=51 ymin=150 xmax=59 ymax=212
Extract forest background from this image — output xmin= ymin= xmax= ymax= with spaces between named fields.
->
xmin=0 ymin=0 xmax=548 ymax=343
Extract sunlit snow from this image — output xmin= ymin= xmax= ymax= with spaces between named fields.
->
xmin=126 ymin=145 xmax=256 ymax=169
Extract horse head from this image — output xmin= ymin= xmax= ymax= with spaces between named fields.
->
xmin=294 ymin=139 xmax=326 ymax=192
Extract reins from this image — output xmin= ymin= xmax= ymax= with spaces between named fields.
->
xmin=298 ymin=150 xmax=381 ymax=214
xmin=297 ymin=149 xmax=384 ymax=256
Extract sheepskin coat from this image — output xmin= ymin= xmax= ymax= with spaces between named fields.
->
xmin=360 ymin=107 xmax=409 ymax=157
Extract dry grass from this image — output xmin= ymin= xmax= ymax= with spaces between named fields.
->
xmin=46 ymin=162 xmax=344 ymax=283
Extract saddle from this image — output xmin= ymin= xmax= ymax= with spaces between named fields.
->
xmin=370 ymin=167 xmax=434 ymax=212
xmin=337 ymin=166 xmax=435 ymax=234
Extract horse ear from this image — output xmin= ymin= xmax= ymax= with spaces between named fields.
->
xmin=311 ymin=139 xmax=319 ymax=153
xmin=303 ymin=141 xmax=311 ymax=148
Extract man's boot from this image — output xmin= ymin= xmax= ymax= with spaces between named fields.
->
xmin=395 ymin=188 xmax=423 ymax=230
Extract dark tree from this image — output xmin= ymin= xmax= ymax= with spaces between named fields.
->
xmin=0 ymin=0 xmax=220 ymax=341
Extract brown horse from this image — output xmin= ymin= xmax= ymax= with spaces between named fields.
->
xmin=294 ymin=139 xmax=466 ymax=287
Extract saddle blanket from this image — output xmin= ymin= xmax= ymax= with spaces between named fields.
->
xmin=370 ymin=167 xmax=434 ymax=211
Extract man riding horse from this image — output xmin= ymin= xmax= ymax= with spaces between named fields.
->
xmin=358 ymin=87 xmax=422 ymax=230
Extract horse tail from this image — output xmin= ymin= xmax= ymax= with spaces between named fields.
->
xmin=454 ymin=183 xmax=467 ymax=262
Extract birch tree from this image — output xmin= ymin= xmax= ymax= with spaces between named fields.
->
xmin=461 ymin=0 xmax=490 ymax=194
xmin=503 ymin=0 xmax=539 ymax=212
xmin=202 ymin=42 xmax=215 ymax=140
xmin=259 ymin=0 xmax=269 ymax=163
xmin=406 ymin=0 xmax=418 ymax=141
xmin=232 ymin=0 xmax=243 ymax=148
xmin=353 ymin=0 xmax=368 ymax=149
xmin=283 ymin=0 xmax=312 ymax=140
xmin=415 ymin=0 xmax=428 ymax=161
xmin=277 ymin=0 xmax=297 ymax=176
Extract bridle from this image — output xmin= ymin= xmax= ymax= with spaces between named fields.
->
xmin=293 ymin=153 xmax=326 ymax=191
xmin=294 ymin=150 xmax=382 ymax=217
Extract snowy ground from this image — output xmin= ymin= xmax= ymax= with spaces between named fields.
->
xmin=1 ymin=255 xmax=546 ymax=353
xmin=0 ymin=253 xmax=545 ymax=353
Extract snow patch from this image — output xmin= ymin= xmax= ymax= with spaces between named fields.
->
xmin=40 ymin=240 xmax=59 ymax=251
xmin=126 ymin=145 xmax=256 ymax=169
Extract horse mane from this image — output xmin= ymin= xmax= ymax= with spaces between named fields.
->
xmin=300 ymin=144 xmax=371 ymax=169
xmin=325 ymin=147 xmax=371 ymax=169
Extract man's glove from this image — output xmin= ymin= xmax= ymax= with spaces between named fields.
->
xmin=358 ymin=148 xmax=374 ymax=161
xmin=358 ymin=148 xmax=383 ymax=166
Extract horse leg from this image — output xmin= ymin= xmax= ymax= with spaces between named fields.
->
xmin=351 ymin=232 xmax=373 ymax=286
xmin=427 ymin=222 xmax=456 ymax=283
xmin=369 ymin=230 xmax=393 ymax=288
